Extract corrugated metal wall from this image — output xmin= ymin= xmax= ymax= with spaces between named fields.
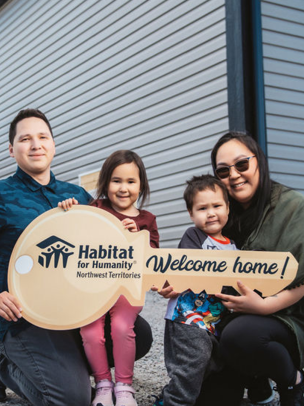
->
xmin=261 ymin=0 xmax=304 ymax=194
xmin=0 ymin=0 xmax=229 ymax=247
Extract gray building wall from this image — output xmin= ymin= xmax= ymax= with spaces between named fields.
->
xmin=0 ymin=0 xmax=229 ymax=247
xmin=261 ymin=0 xmax=304 ymax=194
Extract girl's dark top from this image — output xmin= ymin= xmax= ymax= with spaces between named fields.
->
xmin=91 ymin=199 xmax=159 ymax=249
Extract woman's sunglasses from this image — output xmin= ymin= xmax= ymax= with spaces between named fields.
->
xmin=215 ymin=156 xmax=256 ymax=179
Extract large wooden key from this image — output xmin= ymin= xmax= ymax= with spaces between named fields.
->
xmin=8 ymin=206 xmax=298 ymax=330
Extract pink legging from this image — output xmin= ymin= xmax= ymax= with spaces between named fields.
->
xmin=80 ymin=295 xmax=142 ymax=384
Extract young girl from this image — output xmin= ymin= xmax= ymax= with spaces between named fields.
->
xmin=80 ymin=150 xmax=159 ymax=406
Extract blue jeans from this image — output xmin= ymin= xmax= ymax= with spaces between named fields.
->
xmin=0 ymin=325 xmax=91 ymax=406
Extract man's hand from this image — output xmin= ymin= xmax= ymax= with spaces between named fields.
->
xmin=58 ymin=197 xmax=78 ymax=211
xmin=0 ymin=291 xmax=22 ymax=321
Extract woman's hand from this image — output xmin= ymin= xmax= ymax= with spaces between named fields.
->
xmin=216 ymin=281 xmax=267 ymax=315
xmin=216 ymin=281 xmax=304 ymax=315
xmin=0 ymin=291 xmax=22 ymax=322
xmin=121 ymin=218 xmax=138 ymax=232
xmin=58 ymin=197 xmax=78 ymax=211
xmin=151 ymin=281 xmax=180 ymax=299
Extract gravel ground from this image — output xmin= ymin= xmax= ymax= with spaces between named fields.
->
xmin=2 ymin=291 xmax=280 ymax=405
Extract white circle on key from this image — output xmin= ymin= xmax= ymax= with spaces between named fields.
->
xmin=15 ymin=255 xmax=33 ymax=275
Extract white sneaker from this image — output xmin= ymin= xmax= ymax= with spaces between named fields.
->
xmin=114 ymin=382 xmax=138 ymax=406
xmin=92 ymin=379 xmax=114 ymax=406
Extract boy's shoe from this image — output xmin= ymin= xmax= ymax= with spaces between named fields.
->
xmin=114 ymin=382 xmax=137 ymax=406
xmin=92 ymin=379 xmax=114 ymax=406
xmin=247 ymin=378 xmax=276 ymax=404
xmin=278 ymin=374 xmax=304 ymax=406
xmin=0 ymin=381 xmax=6 ymax=403
xmin=0 ymin=387 xmax=6 ymax=403
xmin=151 ymin=395 xmax=164 ymax=406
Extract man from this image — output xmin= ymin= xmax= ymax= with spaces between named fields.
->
xmin=0 ymin=109 xmax=151 ymax=405
xmin=0 ymin=109 xmax=93 ymax=405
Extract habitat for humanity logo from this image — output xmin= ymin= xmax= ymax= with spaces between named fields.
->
xmin=37 ymin=236 xmax=75 ymax=268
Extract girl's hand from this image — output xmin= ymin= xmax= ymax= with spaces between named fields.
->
xmin=0 ymin=291 xmax=23 ymax=322
xmin=58 ymin=197 xmax=78 ymax=211
xmin=122 ymin=218 xmax=138 ymax=232
xmin=215 ymin=280 xmax=267 ymax=315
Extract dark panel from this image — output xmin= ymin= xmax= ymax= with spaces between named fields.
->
xmin=0 ymin=0 xmax=9 ymax=8
xmin=226 ymin=0 xmax=267 ymax=155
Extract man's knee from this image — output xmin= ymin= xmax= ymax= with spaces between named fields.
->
xmin=60 ymin=383 xmax=91 ymax=406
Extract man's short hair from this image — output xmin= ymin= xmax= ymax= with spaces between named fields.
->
xmin=9 ymin=109 xmax=53 ymax=145
xmin=183 ymin=174 xmax=229 ymax=212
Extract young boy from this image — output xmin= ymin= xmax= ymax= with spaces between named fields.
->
xmin=154 ymin=174 xmax=237 ymax=406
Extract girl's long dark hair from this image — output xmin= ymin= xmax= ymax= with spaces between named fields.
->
xmin=95 ymin=150 xmax=150 ymax=209
xmin=211 ymin=132 xmax=273 ymax=246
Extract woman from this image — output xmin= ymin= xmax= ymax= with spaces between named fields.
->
xmin=209 ymin=132 xmax=304 ymax=406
